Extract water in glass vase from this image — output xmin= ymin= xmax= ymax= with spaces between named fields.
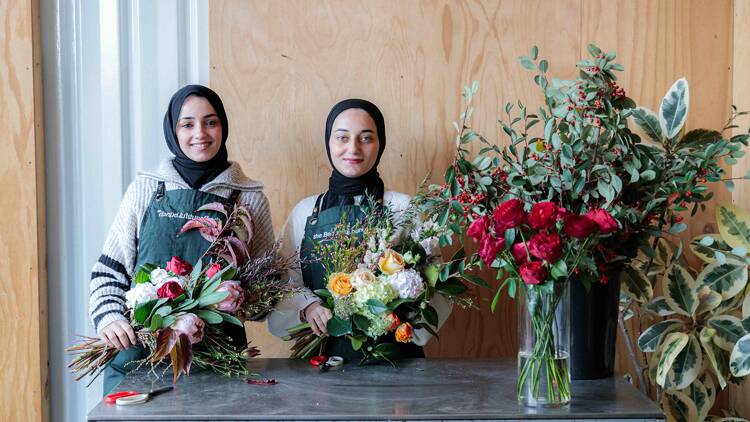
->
xmin=517 ymin=351 xmax=571 ymax=407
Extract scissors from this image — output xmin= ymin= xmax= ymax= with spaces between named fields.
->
xmin=309 ymin=355 xmax=344 ymax=372
xmin=105 ymin=386 xmax=174 ymax=406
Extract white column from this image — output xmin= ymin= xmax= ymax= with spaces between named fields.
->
xmin=41 ymin=1 xmax=208 ymax=420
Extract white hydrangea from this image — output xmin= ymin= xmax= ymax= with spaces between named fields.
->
xmin=361 ymin=249 xmax=380 ymax=271
xmin=352 ymin=279 xmax=397 ymax=310
xmin=125 ymin=282 xmax=158 ymax=309
xmin=420 ymin=236 xmax=440 ymax=258
xmin=150 ymin=268 xmax=170 ymax=285
xmin=386 ymin=269 xmax=425 ymax=299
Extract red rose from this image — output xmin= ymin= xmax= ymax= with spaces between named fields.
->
xmin=166 ymin=256 xmax=193 ymax=276
xmin=206 ymin=262 xmax=222 ymax=278
xmin=558 ymin=207 xmax=571 ymax=219
xmin=511 ymin=242 xmax=529 ymax=264
xmin=528 ymin=231 xmax=563 ymax=262
xmin=528 ymin=201 xmax=558 ymax=230
xmin=493 ymin=199 xmax=525 ymax=232
xmin=478 ymin=233 xmax=505 ymax=266
xmin=157 ymin=280 xmax=185 ymax=300
xmin=563 ymin=215 xmax=598 ymax=239
xmin=520 ymin=261 xmax=548 ymax=285
xmin=586 ymin=209 xmax=618 ymax=234
xmin=466 ymin=216 xmax=489 ymax=242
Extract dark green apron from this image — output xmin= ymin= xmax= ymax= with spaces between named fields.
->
xmin=300 ymin=193 xmax=424 ymax=363
xmin=102 ymin=182 xmax=242 ymax=394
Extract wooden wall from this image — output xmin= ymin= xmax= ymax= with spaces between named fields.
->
xmin=0 ymin=0 xmax=48 ymax=421
xmin=210 ymin=0 xmax=748 ymax=416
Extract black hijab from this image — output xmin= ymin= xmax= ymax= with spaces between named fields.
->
xmin=322 ymin=99 xmax=386 ymax=210
xmin=163 ymin=85 xmax=230 ymax=189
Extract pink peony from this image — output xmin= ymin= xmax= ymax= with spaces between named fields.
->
xmin=478 ymin=233 xmax=505 ymax=267
xmin=493 ymin=199 xmax=525 ymax=232
xmin=466 ymin=216 xmax=489 ymax=242
xmin=528 ymin=202 xmax=559 ymax=230
xmin=520 ymin=261 xmax=548 ymax=285
xmin=527 ymin=232 xmax=563 ymax=262
xmin=511 ymin=242 xmax=529 ymax=264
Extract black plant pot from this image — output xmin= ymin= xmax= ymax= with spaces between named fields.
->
xmin=569 ymin=272 xmax=621 ymax=380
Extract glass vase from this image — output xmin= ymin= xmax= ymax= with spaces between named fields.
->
xmin=517 ymin=281 xmax=571 ymax=407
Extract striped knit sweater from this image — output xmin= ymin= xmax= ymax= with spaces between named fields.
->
xmin=89 ymin=158 xmax=274 ymax=334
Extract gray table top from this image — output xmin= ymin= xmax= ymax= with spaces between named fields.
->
xmin=88 ymin=358 xmax=663 ymax=421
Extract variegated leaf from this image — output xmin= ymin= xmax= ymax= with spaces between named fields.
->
xmin=661 ymin=390 xmax=698 ymax=422
xmin=699 ymin=373 xmax=716 ymax=414
xmin=631 ymin=107 xmax=663 ymax=142
xmin=656 ymin=237 xmax=678 ymax=267
xmin=717 ymin=203 xmax=750 ymax=251
xmin=666 ymin=335 xmax=702 ymax=390
xmin=713 ymin=293 xmax=744 ymax=317
xmin=656 ymin=332 xmax=689 ymax=387
xmin=696 ymin=286 xmax=723 ymax=316
xmin=621 ymin=266 xmax=654 ymax=304
xmin=743 ymin=292 xmax=750 ymax=319
xmin=638 ymin=319 xmax=685 ymax=352
xmin=708 ymin=315 xmax=745 ymax=351
xmin=690 ymin=234 xmax=733 ymax=264
xmin=662 ymin=263 xmax=699 ymax=316
xmin=659 ymin=78 xmax=689 ymax=140
xmin=729 ymin=333 xmax=750 ymax=377
xmin=679 ymin=377 xmax=710 ymax=422
xmin=697 ymin=258 xmax=748 ymax=300
xmin=700 ymin=328 xmax=728 ymax=389
xmin=646 ymin=296 xmax=676 ymax=316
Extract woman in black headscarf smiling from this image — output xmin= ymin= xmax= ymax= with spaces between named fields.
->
xmin=268 ymin=99 xmax=451 ymax=362
xmin=89 ymin=85 xmax=275 ymax=394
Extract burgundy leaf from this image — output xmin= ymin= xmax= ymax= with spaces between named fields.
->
xmin=225 ymin=236 xmax=251 ymax=263
xmin=170 ymin=333 xmax=193 ymax=384
xmin=198 ymin=227 xmax=218 ymax=242
xmin=195 ymin=202 xmax=228 ymax=217
xmin=223 ymin=239 xmax=240 ymax=266
xmin=152 ymin=328 xmax=178 ymax=362
xmin=179 ymin=217 xmax=220 ymax=235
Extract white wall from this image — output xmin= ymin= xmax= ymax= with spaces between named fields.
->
xmin=41 ymin=1 xmax=208 ymax=420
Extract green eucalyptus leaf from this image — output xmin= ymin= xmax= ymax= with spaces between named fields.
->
xmin=197 ymin=309 xmax=223 ymax=324
xmin=366 ymin=299 xmax=388 ymax=315
xmin=197 ymin=290 xmax=229 ymax=308
xmin=659 ymin=78 xmax=690 ymax=140
xmin=729 ymin=333 xmax=750 ymax=377
xmin=679 ymin=129 xmax=722 ymax=147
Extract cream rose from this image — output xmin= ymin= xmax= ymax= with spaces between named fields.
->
xmin=378 ymin=249 xmax=405 ymax=275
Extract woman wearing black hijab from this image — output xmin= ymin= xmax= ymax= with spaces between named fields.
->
xmin=89 ymin=85 xmax=274 ymax=394
xmin=268 ymin=99 xmax=451 ymax=362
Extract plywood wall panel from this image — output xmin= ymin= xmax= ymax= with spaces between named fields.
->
xmin=0 ymin=0 xmax=48 ymax=420
xmin=211 ymin=0 xmax=582 ymax=358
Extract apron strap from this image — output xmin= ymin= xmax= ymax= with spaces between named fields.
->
xmin=310 ymin=193 xmax=326 ymax=219
xmin=155 ymin=181 xmax=166 ymax=201
xmin=226 ymin=190 xmax=241 ymax=206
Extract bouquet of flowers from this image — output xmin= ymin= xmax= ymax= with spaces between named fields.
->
xmin=286 ymin=199 xmax=477 ymax=364
xmin=68 ymin=203 xmax=297 ymax=384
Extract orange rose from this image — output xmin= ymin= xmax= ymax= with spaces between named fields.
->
xmin=395 ymin=322 xmax=412 ymax=343
xmin=386 ymin=312 xmax=401 ymax=331
xmin=378 ymin=249 xmax=405 ymax=275
xmin=327 ymin=272 xmax=352 ymax=297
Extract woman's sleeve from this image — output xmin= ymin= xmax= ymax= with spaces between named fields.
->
xmin=88 ymin=181 xmax=142 ymax=334
xmin=266 ymin=208 xmax=321 ymax=338
xmin=246 ymin=191 xmax=275 ymax=259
